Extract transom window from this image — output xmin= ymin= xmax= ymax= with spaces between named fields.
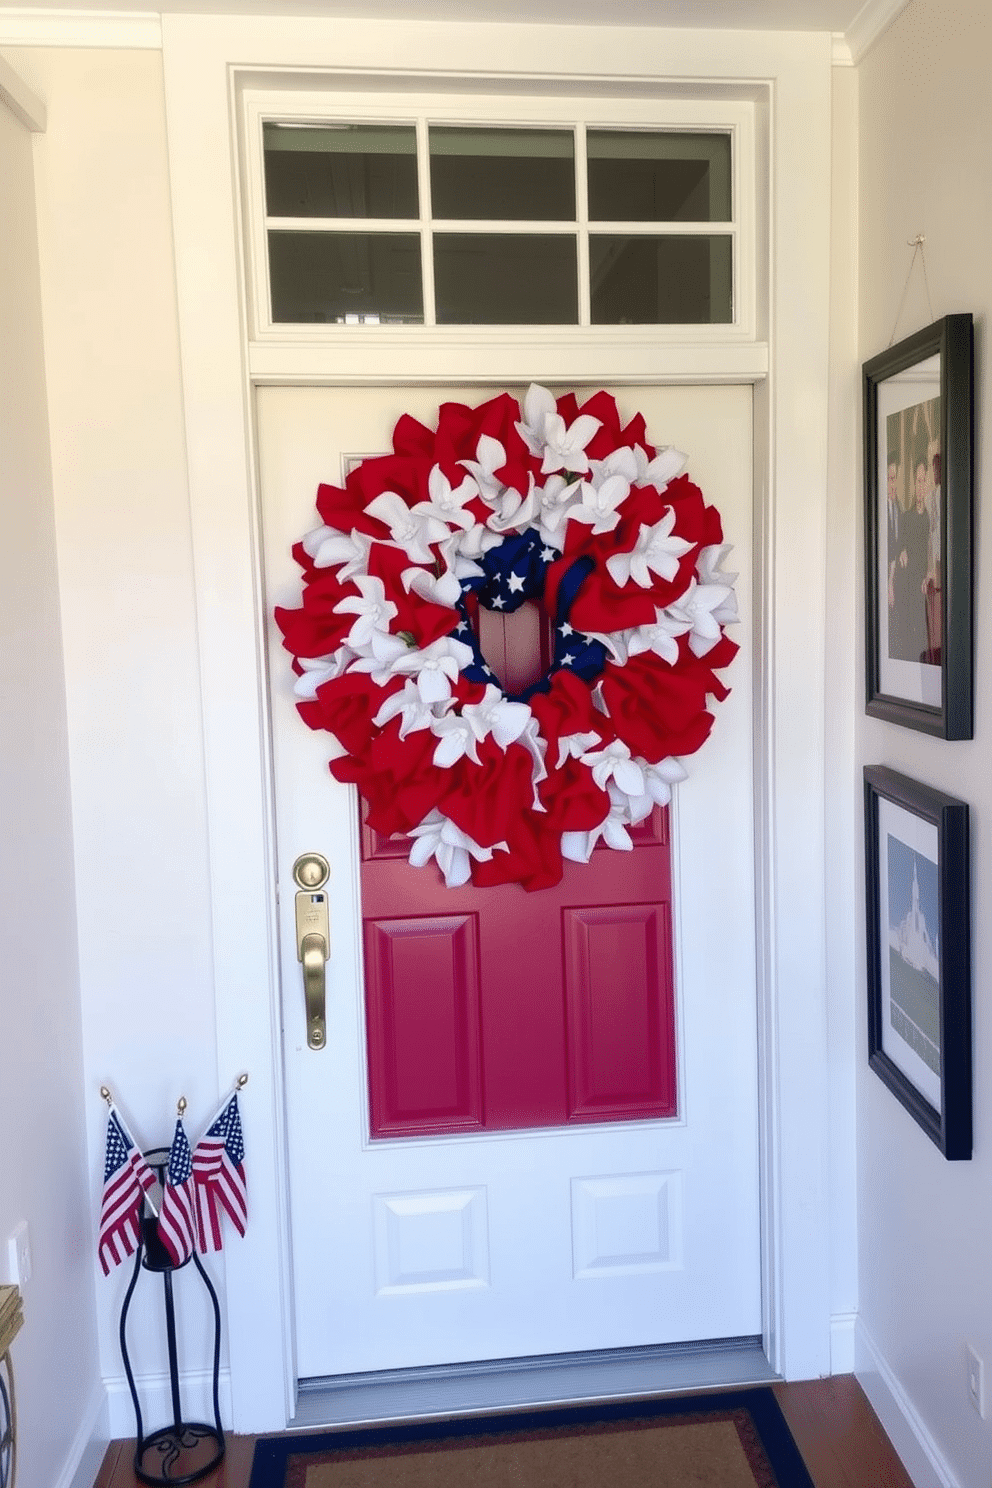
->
xmin=261 ymin=121 xmax=735 ymax=328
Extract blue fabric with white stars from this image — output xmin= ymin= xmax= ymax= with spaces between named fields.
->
xmin=457 ymin=541 xmax=608 ymax=702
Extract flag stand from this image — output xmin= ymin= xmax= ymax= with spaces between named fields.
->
xmin=118 ymin=1148 xmax=225 ymax=1487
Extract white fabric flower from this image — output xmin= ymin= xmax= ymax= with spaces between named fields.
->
xmin=332 ymin=574 xmax=399 ymax=648
xmin=561 ymin=787 xmax=634 ymax=862
xmin=535 ymin=474 xmax=582 ymax=547
xmin=588 ymin=446 xmax=640 ymax=484
xmin=371 ymin=679 xmax=437 ymax=739
xmin=430 ymin=713 xmax=483 ymax=767
xmin=664 ymin=579 xmax=735 ymax=657
xmin=301 ymin=526 xmax=374 ymax=581
xmin=615 ymin=758 xmax=688 ymax=820
xmin=606 ymin=509 xmax=694 ymax=589
xmin=696 ymin=542 xmax=738 ymax=587
xmin=346 ymin=630 xmax=415 ymax=686
xmin=485 ymin=478 xmax=540 ymax=535
xmin=366 ymin=490 xmax=452 ymax=565
xmin=633 ymin=445 xmax=687 ymax=489
xmin=461 ymin=684 xmax=533 ymax=749
xmin=556 ymin=730 xmax=602 ymax=769
xmin=407 ymin=811 xmax=506 ymax=889
xmin=401 ymin=564 xmax=464 ymax=610
xmin=460 ymin=434 xmax=508 ymax=504
xmin=694 ymin=544 xmax=740 ymax=629
xmin=515 ymin=383 xmax=601 ymax=476
xmin=413 ymin=465 xmax=480 ymax=532
xmin=578 ymin=738 xmax=646 ymax=797
xmin=626 ymin=608 xmax=683 ymax=667
xmin=385 ymin=635 xmax=475 ymax=703
xmin=564 ymin=473 xmax=630 ymax=536
xmin=292 ymin=648 xmax=353 ymax=700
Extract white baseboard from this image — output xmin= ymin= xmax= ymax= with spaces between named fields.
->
xmin=55 ymin=1381 xmax=109 ymax=1488
xmin=105 ymin=1366 xmax=233 ymax=1441
xmin=855 ymin=1319 xmax=960 ymax=1488
xmin=829 ymin=1312 xmax=857 ymax=1374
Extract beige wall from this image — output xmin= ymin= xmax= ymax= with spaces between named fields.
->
xmin=0 ymin=74 xmax=101 ymax=1488
xmin=856 ymin=2 xmax=992 ymax=1484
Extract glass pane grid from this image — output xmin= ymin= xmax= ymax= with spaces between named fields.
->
xmin=261 ymin=116 xmax=738 ymax=329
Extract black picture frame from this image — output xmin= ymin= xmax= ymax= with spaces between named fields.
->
xmin=863 ymin=765 xmax=971 ymax=1159
xmin=864 ymin=313 xmax=974 ymax=737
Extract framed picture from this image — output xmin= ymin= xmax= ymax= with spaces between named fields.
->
xmin=863 ymin=765 xmax=971 ymax=1159
xmin=863 ymin=313 xmax=974 ymax=737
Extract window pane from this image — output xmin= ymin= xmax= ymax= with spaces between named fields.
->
xmin=268 ymin=231 xmax=424 ymax=323
xmin=430 ymin=127 xmax=575 ymax=221
xmin=590 ymin=235 xmax=732 ymax=324
xmin=434 ymin=234 xmax=577 ymax=324
xmin=587 ymin=131 xmax=731 ymax=222
xmin=263 ymin=123 xmax=418 ymax=219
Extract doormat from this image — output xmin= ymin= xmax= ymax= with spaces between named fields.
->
xmin=248 ymin=1387 xmax=814 ymax=1488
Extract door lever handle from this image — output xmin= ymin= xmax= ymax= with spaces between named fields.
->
xmin=292 ymin=854 xmax=330 ymax=1051
xmin=300 ymin=931 xmax=327 ymax=1050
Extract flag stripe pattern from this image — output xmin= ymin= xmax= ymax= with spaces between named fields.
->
xmin=192 ymin=1092 xmax=247 ymax=1253
xmin=157 ymin=1118 xmax=197 ymax=1267
xmin=99 ymin=1108 xmax=156 ymax=1276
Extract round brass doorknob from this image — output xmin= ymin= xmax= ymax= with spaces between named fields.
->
xmin=292 ymin=852 xmax=330 ymax=891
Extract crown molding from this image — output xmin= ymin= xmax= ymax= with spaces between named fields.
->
xmin=844 ymin=0 xmax=910 ymax=64
xmin=0 ymin=8 xmax=161 ymax=48
xmin=0 ymin=46 xmax=46 ymax=124
xmin=0 ymin=2 xmax=909 ymax=64
xmin=831 ymin=30 xmax=853 ymax=66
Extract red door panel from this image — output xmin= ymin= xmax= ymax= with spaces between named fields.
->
xmin=563 ymin=902 xmax=675 ymax=1121
xmin=364 ymin=914 xmax=485 ymax=1136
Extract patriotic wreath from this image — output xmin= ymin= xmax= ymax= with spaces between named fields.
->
xmin=277 ymin=385 xmax=739 ymax=892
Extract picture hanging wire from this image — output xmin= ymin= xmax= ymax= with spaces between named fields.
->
xmin=888 ymin=234 xmax=935 ymax=347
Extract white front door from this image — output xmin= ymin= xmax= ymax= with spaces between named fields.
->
xmin=258 ymin=381 xmax=759 ymax=1380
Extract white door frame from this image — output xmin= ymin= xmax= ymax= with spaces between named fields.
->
xmin=162 ymin=15 xmax=833 ymax=1431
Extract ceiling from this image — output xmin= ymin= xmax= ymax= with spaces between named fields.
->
xmin=0 ymin=0 xmax=890 ymax=32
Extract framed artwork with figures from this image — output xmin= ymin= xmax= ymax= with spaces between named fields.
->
xmin=863 ymin=314 xmax=974 ymax=738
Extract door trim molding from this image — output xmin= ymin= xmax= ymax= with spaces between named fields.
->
xmin=162 ymin=16 xmax=833 ymax=1430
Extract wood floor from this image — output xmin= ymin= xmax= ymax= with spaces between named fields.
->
xmin=92 ymin=1375 xmax=915 ymax=1488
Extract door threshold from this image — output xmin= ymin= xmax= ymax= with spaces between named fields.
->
xmin=291 ymin=1337 xmax=776 ymax=1430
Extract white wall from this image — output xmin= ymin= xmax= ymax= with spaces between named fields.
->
xmin=855 ymin=3 xmax=992 ymax=1485
xmin=8 ymin=44 xmax=228 ymax=1435
xmin=0 ymin=65 xmax=103 ymax=1488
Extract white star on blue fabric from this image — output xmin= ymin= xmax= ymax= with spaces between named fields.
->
xmin=507 ymin=572 xmax=526 ymax=594
xmin=560 ymin=653 xmax=575 ymax=666
xmin=491 ymin=595 xmax=506 ymax=609
xmin=540 ymin=546 xmax=556 ymax=563
xmin=559 ymin=622 xmax=574 ymax=637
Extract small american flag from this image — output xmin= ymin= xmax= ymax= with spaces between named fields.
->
xmin=192 ymin=1092 xmax=247 ymax=1253
xmin=157 ymin=1118 xmax=196 ymax=1267
xmin=99 ymin=1107 xmax=155 ymax=1275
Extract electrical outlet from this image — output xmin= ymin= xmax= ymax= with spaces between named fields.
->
xmin=967 ymin=1343 xmax=986 ymax=1419
xmin=6 ymin=1222 xmax=31 ymax=1287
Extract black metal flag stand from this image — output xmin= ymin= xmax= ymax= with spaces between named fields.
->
xmin=118 ymin=1148 xmax=225 ymax=1486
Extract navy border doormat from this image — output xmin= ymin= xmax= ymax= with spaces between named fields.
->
xmin=248 ymin=1387 xmax=814 ymax=1488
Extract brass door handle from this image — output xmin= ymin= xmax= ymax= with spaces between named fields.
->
xmin=293 ymin=854 xmax=330 ymax=1051
xmin=301 ymin=932 xmax=327 ymax=1050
